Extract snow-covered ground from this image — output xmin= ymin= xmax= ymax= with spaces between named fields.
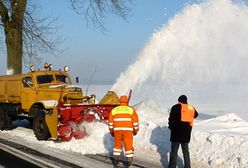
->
xmin=1 ymin=0 xmax=248 ymax=167
xmin=1 ymin=85 xmax=248 ymax=167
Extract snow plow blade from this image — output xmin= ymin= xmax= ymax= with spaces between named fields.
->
xmin=45 ymin=91 xmax=121 ymax=141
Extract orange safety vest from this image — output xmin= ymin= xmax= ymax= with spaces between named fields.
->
xmin=179 ymin=103 xmax=195 ymax=126
xmin=108 ymin=105 xmax=139 ymax=132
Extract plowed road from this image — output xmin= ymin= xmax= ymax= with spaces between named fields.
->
xmin=0 ymin=138 xmax=150 ymax=168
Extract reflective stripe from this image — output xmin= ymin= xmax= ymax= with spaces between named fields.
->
xmin=188 ymin=105 xmax=194 ymax=110
xmin=125 ymin=150 xmax=133 ymax=154
xmin=113 ymin=148 xmax=122 ymax=152
xmin=113 ymin=152 xmax=121 ymax=156
xmin=114 ymin=127 xmax=133 ymax=131
xmin=126 ymin=154 xmax=134 ymax=157
xmin=112 ymin=106 xmax=134 ymax=115
xmin=134 ymin=127 xmax=139 ymax=130
xmin=88 ymin=112 xmax=95 ymax=115
xmin=109 ymin=126 xmax=113 ymax=129
xmin=114 ymin=118 xmax=132 ymax=121
xmin=133 ymin=122 xmax=139 ymax=126
xmin=108 ymin=123 xmax=113 ymax=125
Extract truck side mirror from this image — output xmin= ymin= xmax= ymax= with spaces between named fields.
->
xmin=76 ymin=77 xmax=79 ymax=83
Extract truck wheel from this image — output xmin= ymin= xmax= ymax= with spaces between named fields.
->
xmin=0 ymin=111 xmax=13 ymax=130
xmin=27 ymin=118 xmax=34 ymax=128
xmin=33 ymin=111 xmax=50 ymax=140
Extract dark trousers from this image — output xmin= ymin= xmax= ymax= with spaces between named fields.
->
xmin=168 ymin=142 xmax=191 ymax=168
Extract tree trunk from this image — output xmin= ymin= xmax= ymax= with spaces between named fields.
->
xmin=0 ymin=0 xmax=26 ymax=75
xmin=5 ymin=25 xmax=23 ymax=75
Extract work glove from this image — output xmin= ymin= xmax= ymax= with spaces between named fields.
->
xmin=133 ymin=132 xmax=137 ymax=136
xmin=110 ymin=131 xmax=114 ymax=137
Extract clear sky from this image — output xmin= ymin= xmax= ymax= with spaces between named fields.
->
xmin=0 ymin=0 xmax=212 ymax=84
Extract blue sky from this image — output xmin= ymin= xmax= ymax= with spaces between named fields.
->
xmin=0 ymin=0 xmax=200 ymax=84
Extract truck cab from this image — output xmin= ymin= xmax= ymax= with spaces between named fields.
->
xmin=0 ymin=63 xmax=95 ymax=140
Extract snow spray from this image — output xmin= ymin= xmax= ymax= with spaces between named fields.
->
xmin=111 ymin=0 xmax=248 ymax=114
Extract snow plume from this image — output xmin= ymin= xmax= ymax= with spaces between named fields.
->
xmin=111 ymin=0 xmax=248 ymax=109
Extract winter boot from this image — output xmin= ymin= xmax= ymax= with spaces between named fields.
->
xmin=126 ymin=157 xmax=133 ymax=168
xmin=113 ymin=156 xmax=121 ymax=168
xmin=113 ymin=160 xmax=121 ymax=168
xmin=126 ymin=163 xmax=133 ymax=168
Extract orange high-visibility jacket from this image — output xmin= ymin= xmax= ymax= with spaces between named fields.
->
xmin=179 ymin=103 xmax=196 ymax=126
xmin=108 ymin=105 xmax=139 ymax=133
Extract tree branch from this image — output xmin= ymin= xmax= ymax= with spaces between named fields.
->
xmin=70 ymin=0 xmax=134 ymax=31
xmin=22 ymin=2 xmax=63 ymax=67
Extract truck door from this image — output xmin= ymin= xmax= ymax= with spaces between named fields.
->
xmin=21 ymin=76 xmax=36 ymax=111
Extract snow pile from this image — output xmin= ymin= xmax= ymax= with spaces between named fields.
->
xmin=134 ymin=103 xmax=248 ymax=168
xmin=191 ymin=113 xmax=248 ymax=167
xmin=46 ymin=122 xmax=112 ymax=154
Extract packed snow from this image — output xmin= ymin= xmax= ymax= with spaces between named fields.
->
xmin=1 ymin=0 xmax=248 ymax=167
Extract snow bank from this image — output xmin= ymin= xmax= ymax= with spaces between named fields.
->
xmin=1 ymin=100 xmax=248 ymax=167
xmin=190 ymin=113 xmax=248 ymax=167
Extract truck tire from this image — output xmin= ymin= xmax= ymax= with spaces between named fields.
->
xmin=33 ymin=110 xmax=50 ymax=140
xmin=0 ymin=110 xmax=13 ymax=130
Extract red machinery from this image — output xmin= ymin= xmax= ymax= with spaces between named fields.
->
xmin=57 ymin=103 xmax=118 ymax=141
xmin=57 ymin=89 xmax=132 ymax=141
xmin=55 ymin=89 xmax=132 ymax=141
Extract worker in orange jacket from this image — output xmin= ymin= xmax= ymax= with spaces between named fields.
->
xmin=108 ymin=95 xmax=139 ymax=168
xmin=168 ymin=95 xmax=198 ymax=168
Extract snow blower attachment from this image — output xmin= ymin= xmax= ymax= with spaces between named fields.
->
xmin=45 ymin=91 xmax=121 ymax=141
xmin=50 ymin=90 xmax=133 ymax=141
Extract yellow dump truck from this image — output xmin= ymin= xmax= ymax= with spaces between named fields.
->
xmin=0 ymin=63 xmax=120 ymax=141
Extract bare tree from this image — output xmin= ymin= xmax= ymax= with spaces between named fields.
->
xmin=0 ymin=0 xmax=60 ymax=74
xmin=0 ymin=0 xmax=133 ymax=75
xmin=0 ymin=0 xmax=26 ymax=74
xmin=71 ymin=0 xmax=133 ymax=31
xmin=23 ymin=2 xmax=62 ymax=68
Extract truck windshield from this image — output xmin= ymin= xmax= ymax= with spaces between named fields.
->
xmin=37 ymin=75 xmax=54 ymax=84
xmin=55 ymin=75 xmax=70 ymax=84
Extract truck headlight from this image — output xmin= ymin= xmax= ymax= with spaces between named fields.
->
xmin=64 ymin=65 xmax=70 ymax=72
xmin=30 ymin=65 xmax=36 ymax=72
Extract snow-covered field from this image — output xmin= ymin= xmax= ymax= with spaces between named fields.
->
xmin=1 ymin=0 xmax=248 ymax=167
